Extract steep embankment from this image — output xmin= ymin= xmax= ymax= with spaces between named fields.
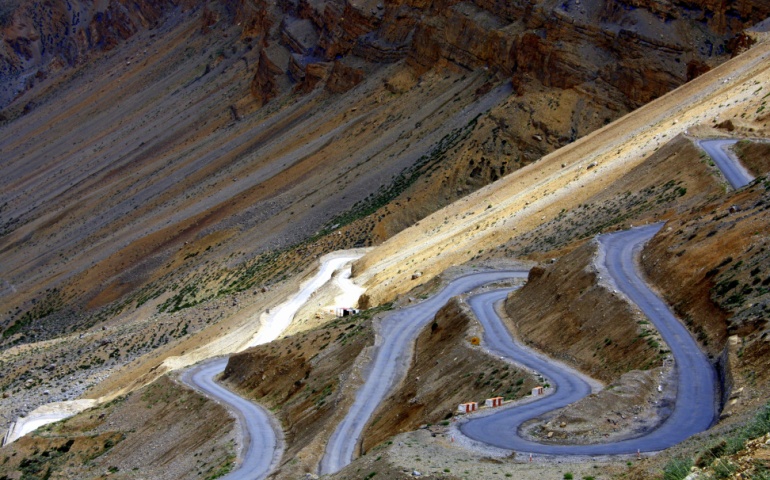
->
xmin=504 ymin=242 xmax=657 ymax=383
xmin=220 ymin=310 xmax=377 ymax=478
xmin=495 ymin=130 xmax=731 ymax=384
xmin=734 ymin=139 xmax=770 ymax=177
xmin=642 ymin=172 xmax=770 ymax=405
xmin=354 ymin=38 xmax=770 ymax=306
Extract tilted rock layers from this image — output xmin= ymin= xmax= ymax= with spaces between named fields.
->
xmin=0 ymin=0 xmax=196 ymax=108
xmin=2 ymin=0 xmax=769 ymax=110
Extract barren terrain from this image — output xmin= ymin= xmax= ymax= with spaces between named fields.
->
xmin=1 ymin=0 xmax=770 ymax=478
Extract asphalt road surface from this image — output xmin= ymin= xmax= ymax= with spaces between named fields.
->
xmin=460 ymin=224 xmax=717 ymax=454
xmin=698 ymin=139 xmax=753 ymax=189
xmin=178 ymin=135 xmax=749 ymax=474
xmin=319 ymin=270 xmax=529 ymax=474
xmin=181 ymin=358 xmax=283 ymax=480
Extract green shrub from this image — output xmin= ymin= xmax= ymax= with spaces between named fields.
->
xmin=663 ymin=456 xmax=693 ymax=480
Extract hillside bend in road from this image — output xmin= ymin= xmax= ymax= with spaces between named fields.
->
xmin=459 ymin=224 xmax=717 ymax=455
xmin=697 ymin=139 xmax=753 ymax=189
xmin=319 ymin=270 xmax=530 ymax=475
xmin=180 ymin=252 xmax=364 ymax=480
xmin=181 ymin=358 xmax=284 ymax=480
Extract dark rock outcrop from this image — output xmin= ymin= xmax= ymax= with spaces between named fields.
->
xmin=2 ymin=0 xmax=768 ymax=111
xmin=251 ymin=49 xmax=283 ymax=105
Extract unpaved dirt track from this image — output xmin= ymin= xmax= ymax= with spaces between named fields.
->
xmin=460 ymin=224 xmax=717 ymax=454
xmin=182 ymin=358 xmax=283 ymax=480
xmin=319 ymin=270 xmax=529 ymax=475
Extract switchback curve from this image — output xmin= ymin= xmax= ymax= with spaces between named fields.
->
xmin=459 ymin=224 xmax=717 ymax=454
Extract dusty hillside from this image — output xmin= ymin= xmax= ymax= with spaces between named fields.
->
xmin=493 ymin=133 xmax=729 ymax=260
xmin=2 ymin=0 xmax=760 ymax=428
xmin=0 ymin=376 xmax=236 ymax=480
xmin=0 ymin=0 xmax=769 ymax=477
xmin=0 ymin=0 xmax=759 ymax=333
xmin=354 ymin=37 xmax=770 ymax=306
xmin=0 ymin=0 xmax=765 ymax=341
xmin=734 ymin=139 xmax=770 ymax=176
xmin=504 ymin=242 xmax=658 ymax=383
xmin=642 ymin=171 xmax=770 ymax=402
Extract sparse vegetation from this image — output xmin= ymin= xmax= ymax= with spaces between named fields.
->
xmin=318 ymin=114 xmax=482 ymax=236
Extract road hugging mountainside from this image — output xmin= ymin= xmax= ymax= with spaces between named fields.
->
xmin=181 ymin=359 xmax=283 ymax=480
xmin=319 ymin=270 xmax=529 ymax=475
xmin=460 ymin=225 xmax=718 ymax=454
xmin=698 ymin=139 xmax=754 ymax=189
xmin=319 ymin=138 xmax=759 ymax=472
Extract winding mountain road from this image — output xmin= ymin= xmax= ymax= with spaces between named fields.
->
xmin=319 ymin=270 xmax=529 ymax=475
xmin=181 ymin=358 xmax=283 ymax=480
xmin=179 ymin=137 xmax=751 ymax=475
xmin=698 ymin=139 xmax=753 ymax=189
xmin=460 ymin=224 xmax=717 ymax=454
xmin=180 ymin=252 xmax=362 ymax=480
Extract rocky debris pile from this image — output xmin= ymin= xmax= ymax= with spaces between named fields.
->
xmin=684 ymin=433 xmax=770 ymax=479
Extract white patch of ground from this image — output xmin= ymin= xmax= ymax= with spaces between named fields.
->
xmin=3 ymin=399 xmax=97 ymax=445
xmin=5 ymin=249 xmax=368 ymax=446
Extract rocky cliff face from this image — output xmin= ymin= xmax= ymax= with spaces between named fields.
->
xmin=253 ymin=0 xmax=768 ymax=109
xmin=2 ymin=0 xmax=768 ymax=111
xmin=0 ymin=0 xmax=195 ymax=108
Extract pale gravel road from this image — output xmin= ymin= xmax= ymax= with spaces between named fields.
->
xmin=319 ymin=270 xmax=529 ymax=475
xmin=460 ymin=224 xmax=717 ymax=454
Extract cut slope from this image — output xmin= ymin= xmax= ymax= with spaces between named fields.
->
xmin=353 ymin=39 xmax=770 ymax=306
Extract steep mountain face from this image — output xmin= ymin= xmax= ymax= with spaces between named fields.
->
xmin=0 ymin=0 xmax=192 ymax=108
xmin=1 ymin=0 xmax=768 ymax=458
xmin=2 ymin=0 xmax=765 ymax=112
xmin=0 ymin=0 xmax=753 ymax=340
xmin=221 ymin=0 xmax=764 ymax=111
xmin=0 ymin=0 xmax=770 ymax=473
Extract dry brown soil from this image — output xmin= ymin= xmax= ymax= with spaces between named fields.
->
xmin=0 ymin=376 xmax=236 ymax=480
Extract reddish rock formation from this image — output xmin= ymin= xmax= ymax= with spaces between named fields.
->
xmin=325 ymin=60 xmax=364 ymax=93
xmin=0 ymin=0 xmax=184 ymax=107
xmin=235 ymin=0 xmax=274 ymax=42
xmin=251 ymin=49 xmax=283 ymax=105
xmin=293 ymin=60 xmax=332 ymax=93
xmin=2 ymin=0 xmax=769 ymax=111
xmin=687 ymin=59 xmax=712 ymax=81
